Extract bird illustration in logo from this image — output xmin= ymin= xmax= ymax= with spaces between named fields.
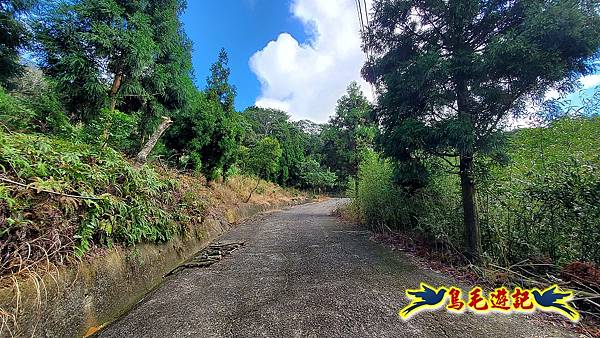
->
xmin=532 ymin=285 xmax=579 ymax=321
xmin=399 ymin=283 xmax=447 ymax=319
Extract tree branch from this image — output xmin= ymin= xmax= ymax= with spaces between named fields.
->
xmin=438 ymin=155 xmax=460 ymax=168
xmin=0 ymin=176 xmax=102 ymax=200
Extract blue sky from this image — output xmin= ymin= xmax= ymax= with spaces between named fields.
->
xmin=181 ymin=0 xmax=599 ymax=123
xmin=181 ymin=0 xmax=308 ymax=112
xmin=181 ymin=0 xmax=373 ymax=123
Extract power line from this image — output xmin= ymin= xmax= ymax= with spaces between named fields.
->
xmin=355 ymin=0 xmax=377 ymax=99
xmin=355 ymin=0 xmax=365 ymax=35
xmin=362 ymin=0 xmax=369 ymax=27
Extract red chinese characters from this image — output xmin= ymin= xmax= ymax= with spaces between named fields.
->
xmin=447 ymin=287 xmax=465 ymax=312
xmin=489 ymin=287 xmax=511 ymax=311
xmin=511 ymin=287 xmax=534 ymax=310
xmin=399 ymin=284 xmax=578 ymax=321
xmin=467 ymin=287 xmax=489 ymax=311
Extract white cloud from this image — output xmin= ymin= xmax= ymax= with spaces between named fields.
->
xmin=249 ymin=0 xmax=373 ymax=123
xmin=580 ymin=74 xmax=600 ymax=89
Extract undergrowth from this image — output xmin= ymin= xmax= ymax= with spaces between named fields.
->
xmin=347 ymin=117 xmax=600 ymax=267
xmin=344 ymin=117 xmax=600 ymax=322
xmin=0 ymin=130 xmax=301 ymax=280
xmin=0 ymin=130 xmax=178 ymax=276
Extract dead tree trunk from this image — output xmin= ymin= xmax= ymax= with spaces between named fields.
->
xmin=135 ymin=116 xmax=172 ymax=164
xmin=108 ymin=71 xmax=123 ymax=112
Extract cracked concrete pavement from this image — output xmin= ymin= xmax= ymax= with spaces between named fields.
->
xmin=98 ymin=198 xmax=573 ymax=337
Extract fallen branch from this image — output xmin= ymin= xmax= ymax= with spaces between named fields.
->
xmin=0 ymin=176 xmax=102 ymax=200
xmin=0 ymin=121 xmax=13 ymax=135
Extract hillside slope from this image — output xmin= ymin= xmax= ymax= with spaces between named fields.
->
xmin=0 ymin=130 xmax=304 ymax=282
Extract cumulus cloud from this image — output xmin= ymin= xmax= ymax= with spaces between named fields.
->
xmin=580 ymin=74 xmax=600 ymax=89
xmin=249 ymin=0 xmax=373 ymax=123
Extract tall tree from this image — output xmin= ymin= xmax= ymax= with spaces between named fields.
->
xmin=0 ymin=0 xmax=36 ymax=87
xmin=298 ymin=158 xmax=337 ymax=193
xmin=35 ymin=0 xmax=155 ymax=122
xmin=164 ymin=87 xmax=219 ymax=171
xmin=273 ymin=122 xmax=305 ymax=185
xmin=129 ymin=0 xmax=193 ymax=144
xmin=242 ymin=136 xmax=283 ymax=202
xmin=362 ymin=0 xmax=600 ymax=259
xmin=243 ymin=136 xmax=282 ymax=181
xmin=202 ymin=49 xmax=242 ymax=180
xmin=242 ymin=106 xmax=306 ymax=185
xmin=243 ymin=106 xmax=291 ymax=136
xmin=165 ymin=50 xmax=242 ymax=180
xmin=321 ymin=82 xmax=375 ymax=185
xmin=294 ymin=119 xmax=324 ymax=161
xmin=206 ymin=48 xmax=236 ymax=112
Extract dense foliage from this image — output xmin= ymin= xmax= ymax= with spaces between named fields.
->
xmin=349 ymin=117 xmax=600 ymax=266
xmin=0 ymin=0 xmax=599 ymax=287
xmin=241 ymin=136 xmax=282 ymax=181
xmin=362 ymin=0 xmax=600 ymax=258
xmin=321 ymin=82 xmax=375 ymax=186
xmin=480 ymin=117 xmax=600 ymax=265
xmin=0 ymin=129 xmax=299 ymax=275
xmin=0 ymin=128 xmax=177 ymax=264
xmin=0 ymin=0 xmax=34 ymax=87
xmin=0 ymin=0 xmax=309 ymax=272
xmin=240 ymin=106 xmax=338 ymax=190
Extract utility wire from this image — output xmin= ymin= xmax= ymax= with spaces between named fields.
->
xmin=355 ymin=0 xmax=365 ymax=35
xmin=362 ymin=0 xmax=369 ymax=27
xmin=355 ymin=0 xmax=377 ymax=99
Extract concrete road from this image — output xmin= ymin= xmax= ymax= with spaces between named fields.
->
xmin=99 ymin=199 xmax=572 ymax=338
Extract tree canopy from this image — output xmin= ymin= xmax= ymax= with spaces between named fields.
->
xmin=242 ymin=136 xmax=283 ymax=180
xmin=321 ymin=82 xmax=375 ymax=184
xmin=0 ymin=0 xmax=36 ymax=87
xmin=35 ymin=0 xmax=192 ymax=136
xmin=165 ymin=49 xmax=242 ymax=181
xmin=362 ymin=0 xmax=600 ymax=259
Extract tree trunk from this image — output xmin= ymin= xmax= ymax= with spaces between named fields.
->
xmin=135 ymin=116 xmax=172 ymax=164
xmin=246 ymin=178 xmax=261 ymax=203
xmin=460 ymin=153 xmax=482 ymax=261
xmin=108 ymin=72 xmax=123 ymax=112
xmin=454 ymin=61 xmax=482 ymax=261
xmin=102 ymin=72 xmax=124 ymax=147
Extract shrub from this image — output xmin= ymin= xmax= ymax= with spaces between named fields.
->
xmin=80 ymin=108 xmax=140 ymax=153
xmin=479 ymin=118 xmax=600 ymax=265
xmin=0 ymin=130 xmax=178 ymax=273
xmin=0 ymin=87 xmax=36 ymax=131
xmin=351 ymin=151 xmax=415 ymax=231
xmin=350 ymin=117 xmax=600 ymax=266
xmin=0 ymin=69 xmax=74 ymax=136
xmin=298 ymin=158 xmax=337 ymax=192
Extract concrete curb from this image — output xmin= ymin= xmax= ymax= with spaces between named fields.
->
xmin=0 ymin=198 xmax=311 ymax=338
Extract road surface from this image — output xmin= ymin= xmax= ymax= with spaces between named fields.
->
xmin=99 ymin=199 xmax=572 ymax=337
